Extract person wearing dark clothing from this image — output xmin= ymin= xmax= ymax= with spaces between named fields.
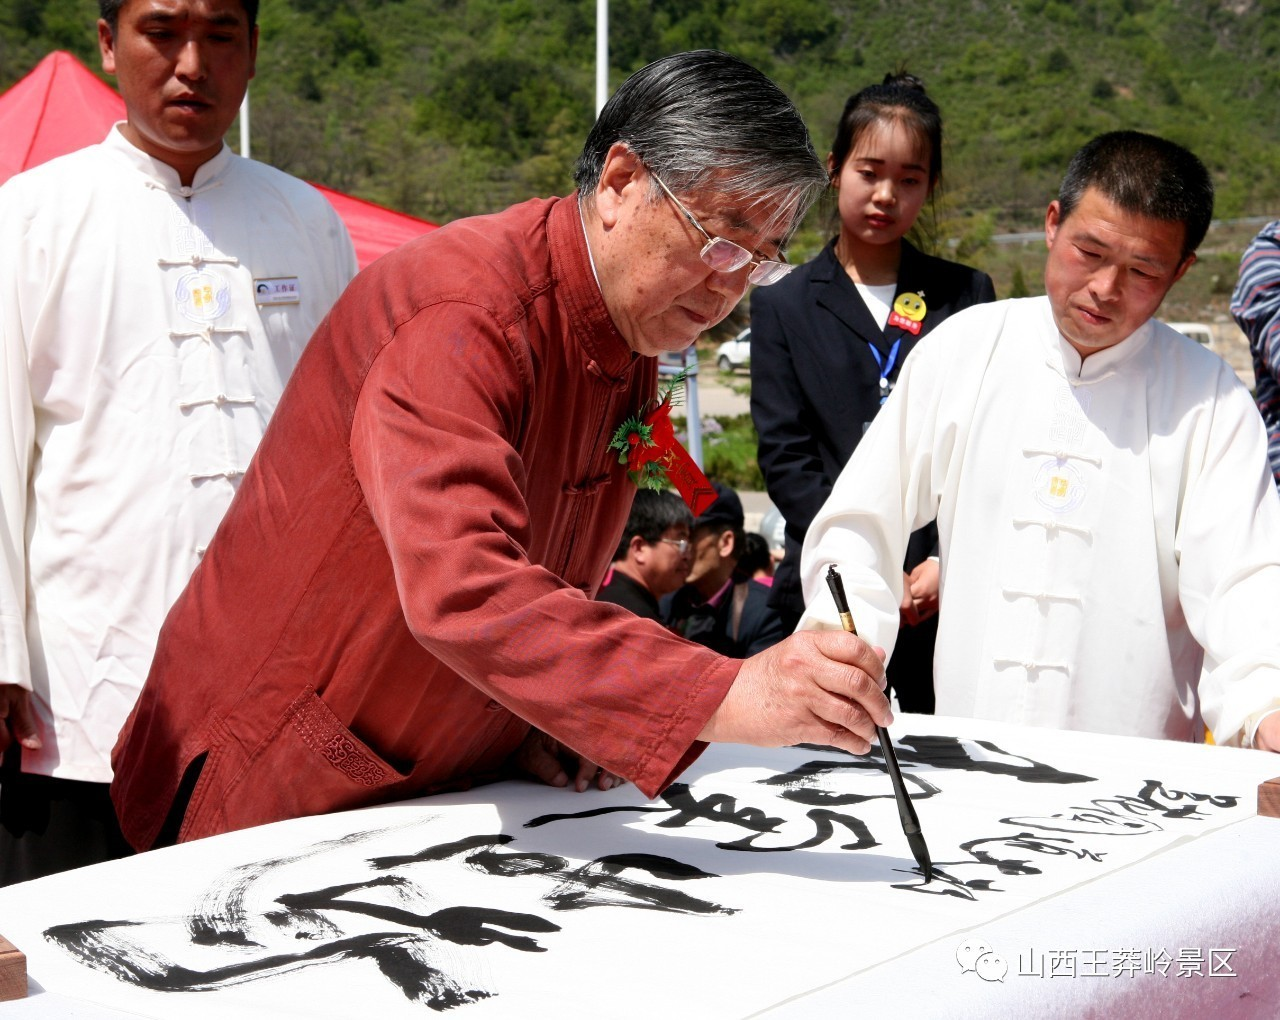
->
xmin=665 ymin=483 xmax=788 ymax=657
xmin=736 ymin=531 xmax=775 ymax=585
xmin=597 ymin=489 xmax=692 ymax=622
xmin=751 ymin=73 xmax=995 ymax=712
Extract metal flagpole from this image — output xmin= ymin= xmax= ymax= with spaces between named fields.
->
xmin=239 ymin=89 xmax=250 ymax=159
xmin=595 ymin=0 xmax=608 ymax=116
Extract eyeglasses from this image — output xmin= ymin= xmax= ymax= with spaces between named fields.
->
xmin=649 ymin=170 xmax=793 ymax=287
xmin=659 ymin=538 xmax=692 ymax=554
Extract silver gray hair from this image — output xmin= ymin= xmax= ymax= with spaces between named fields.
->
xmin=574 ymin=50 xmax=826 ymax=240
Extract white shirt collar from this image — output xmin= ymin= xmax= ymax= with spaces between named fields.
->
xmin=102 ymin=122 xmax=235 ymax=197
xmin=576 ymin=195 xmax=604 ymax=290
xmin=1038 ymin=295 xmax=1153 ymax=384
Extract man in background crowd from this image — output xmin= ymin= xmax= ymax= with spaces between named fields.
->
xmin=597 ymin=490 xmax=693 ymax=622
xmin=665 ymin=482 xmax=788 ymax=657
xmin=736 ymin=532 xmax=777 ymax=586
xmin=1231 ymin=220 xmax=1280 ymax=488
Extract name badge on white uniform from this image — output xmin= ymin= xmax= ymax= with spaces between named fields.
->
xmin=254 ymin=277 xmax=301 ymax=306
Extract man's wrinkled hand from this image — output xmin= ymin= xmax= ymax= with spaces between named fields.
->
xmin=697 ymin=630 xmax=891 ymax=757
xmin=0 ymin=683 xmax=41 ymax=755
xmin=510 ymin=727 xmax=626 ymax=792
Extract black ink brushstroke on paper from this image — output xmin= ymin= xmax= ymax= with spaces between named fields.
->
xmin=794 ymin=734 xmax=1097 ymax=785
xmin=890 ymin=779 xmax=1243 ymax=899
xmin=528 ymin=781 xmax=883 ymax=853
xmin=44 ymin=830 xmax=738 ymax=1010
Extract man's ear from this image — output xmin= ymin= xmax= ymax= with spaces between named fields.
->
xmin=1170 ymin=252 xmax=1196 ymax=285
xmin=718 ymin=529 xmax=737 ymax=559
xmin=628 ymin=533 xmax=649 ymax=561
xmin=595 ymin=143 xmax=645 ymax=230
xmin=248 ymin=24 xmax=259 ymax=81
xmin=98 ymin=19 xmax=117 ymax=75
xmin=1044 ymin=200 xmax=1062 ymax=250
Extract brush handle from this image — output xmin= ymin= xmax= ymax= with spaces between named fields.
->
xmin=826 ymin=564 xmax=931 ymax=877
xmin=877 ymin=725 xmax=921 ymax=834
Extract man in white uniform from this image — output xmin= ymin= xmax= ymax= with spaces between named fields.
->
xmin=800 ymin=131 xmax=1280 ymax=754
xmin=0 ymin=0 xmax=357 ymax=883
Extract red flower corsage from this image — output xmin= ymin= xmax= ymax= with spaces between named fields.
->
xmin=608 ymin=369 xmax=687 ymax=489
xmin=608 ymin=370 xmax=715 ymax=515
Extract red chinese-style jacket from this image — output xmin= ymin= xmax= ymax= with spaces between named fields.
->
xmin=111 ymin=196 xmax=740 ymax=849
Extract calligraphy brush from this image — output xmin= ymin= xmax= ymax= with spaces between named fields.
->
xmin=825 ymin=564 xmax=932 ymax=882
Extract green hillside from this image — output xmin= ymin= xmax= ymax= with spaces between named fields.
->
xmin=4 ymin=0 xmax=1278 ymax=306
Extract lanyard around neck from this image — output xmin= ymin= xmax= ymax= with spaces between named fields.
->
xmin=866 ymin=337 xmax=903 ymax=405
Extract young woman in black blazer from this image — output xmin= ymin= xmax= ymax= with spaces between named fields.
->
xmin=750 ymin=74 xmax=995 ymax=712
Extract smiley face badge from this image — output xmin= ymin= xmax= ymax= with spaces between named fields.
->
xmin=887 ymin=290 xmax=927 ymax=335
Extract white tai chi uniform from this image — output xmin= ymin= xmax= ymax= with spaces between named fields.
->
xmin=800 ymin=296 xmax=1280 ymax=747
xmin=0 ymin=125 xmax=357 ymax=781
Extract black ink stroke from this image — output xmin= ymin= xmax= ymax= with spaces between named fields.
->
xmin=1004 ymin=779 xmax=1242 ymax=837
xmin=43 ymin=831 xmax=562 ymax=1011
xmin=190 ymin=819 xmax=440 ymax=949
xmin=45 ymin=922 xmax=494 ymax=1009
xmin=760 ymin=757 xmax=942 ymax=809
xmin=275 ymin=877 xmax=560 ymax=953
xmin=544 ymin=854 xmax=738 ymax=916
xmin=795 ymin=735 xmax=1096 ymax=785
xmin=44 ymin=827 xmax=742 ymax=1011
xmin=527 ymin=783 xmax=880 ymax=853
xmin=889 ymin=865 xmax=999 ymax=900
xmin=890 ymin=778 xmax=1243 ymax=900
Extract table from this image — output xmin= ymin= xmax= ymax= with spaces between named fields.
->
xmin=1 ymin=715 xmax=1276 ymax=1018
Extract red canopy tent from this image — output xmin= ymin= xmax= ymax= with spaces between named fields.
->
xmin=308 ymin=183 xmax=438 ymax=269
xmin=0 ymin=51 xmax=437 ymax=268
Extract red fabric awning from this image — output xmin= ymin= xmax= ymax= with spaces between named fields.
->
xmin=310 ymin=183 xmax=440 ymax=271
xmin=0 ymin=51 xmax=128 ymax=182
xmin=0 ymin=51 xmax=437 ymax=268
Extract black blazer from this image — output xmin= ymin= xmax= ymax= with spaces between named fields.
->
xmin=662 ymin=579 xmax=788 ymax=658
xmin=750 ymin=238 xmax=996 ymax=614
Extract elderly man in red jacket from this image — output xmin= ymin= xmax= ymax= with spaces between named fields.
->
xmin=110 ymin=50 xmax=894 ymax=849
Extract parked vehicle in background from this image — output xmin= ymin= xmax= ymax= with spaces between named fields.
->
xmin=716 ymin=328 xmax=751 ymax=372
xmin=657 ymin=347 xmax=696 ymax=373
xmin=1167 ymin=322 xmax=1215 ymax=350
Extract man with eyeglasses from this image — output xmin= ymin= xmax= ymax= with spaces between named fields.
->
xmin=597 ymin=489 xmax=693 ymax=622
xmin=649 ymin=172 xmax=795 ymax=287
xmin=112 ymin=50 xmax=896 ymax=850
